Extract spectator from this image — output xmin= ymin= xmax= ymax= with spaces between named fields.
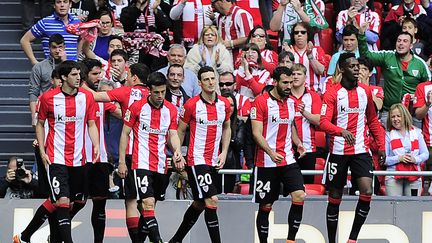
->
xmin=83 ymin=35 xmax=124 ymax=71
xmin=381 ymin=0 xmax=427 ymax=51
xmin=328 ymin=25 xmax=360 ymax=76
xmin=107 ymin=0 xmax=129 ymax=20
xmin=165 ymin=64 xmax=190 ymax=115
xmin=236 ymin=0 xmax=262 ymax=27
xmin=278 ymin=51 xmax=295 ymax=69
xmin=269 ymin=0 xmax=325 ymax=46
xmin=290 ymin=63 xmax=321 ymax=184
xmin=21 ymin=0 xmax=53 ymax=32
xmin=184 ymin=25 xmax=233 ymax=77
xmin=158 ymin=44 xmax=201 ymax=97
xmin=217 ymin=92 xmax=247 ymax=193
xmin=358 ymin=23 xmax=431 ymax=127
xmin=219 ymin=71 xmax=251 ymax=120
xmin=282 ymin=22 xmax=328 ymax=93
xmin=384 ymin=103 xmax=428 ymax=196
xmin=235 ymin=25 xmax=278 ymax=75
xmin=21 ymin=0 xmax=80 ymax=65
xmin=169 ymin=0 xmax=213 ymax=48
xmin=106 ymin=49 xmax=129 ymax=86
xmin=70 ymin=0 xmax=97 ymax=22
xmin=80 ymin=10 xmax=115 ymax=62
xmin=413 ymin=78 xmax=432 ymax=195
xmin=235 ymin=43 xmax=273 ymax=100
xmin=336 ymin=0 xmax=381 ymax=52
xmin=29 ymin=34 xmax=66 ymax=127
xmin=213 ymin=0 xmax=254 ymax=61
xmin=402 ymin=17 xmax=429 ymax=60
xmin=0 ymin=157 xmax=40 ymax=199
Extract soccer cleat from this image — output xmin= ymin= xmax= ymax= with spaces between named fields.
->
xmin=12 ymin=235 xmax=28 ymax=243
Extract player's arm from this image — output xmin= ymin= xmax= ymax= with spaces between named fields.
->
xmin=177 ymin=120 xmax=188 ymax=145
xmin=82 ymin=84 xmax=112 ymax=102
xmin=118 ymin=124 xmax=132 ymax=178
xmin=111 ymin=106 xmax=123 ymax=119
xmin=87 ymin=120 xmax=100 ymax=162
xmin=217 ymin=119 xmax=231 ymax=169
xmin=300 ymin=105 xmax=320 ymax=126
xmin=35 ymin=119 xmax=50 ymax=166
xmin=168 ymin=129 xmax=185 ymax=170
xmin=365 ymin=90 xmax=385 ymax=151
xmin=291 ymin=122 xmax=306 ymax=158
xmin=414 ymin=85 xmax=430 ymax=120
xmin=252 ymin=120 xmax=283 ymax=163
xmin=319 ymin=92 xmax=344 ymax=135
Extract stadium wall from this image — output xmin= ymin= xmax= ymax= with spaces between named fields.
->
xmin=1 ymin=196 xmax=432 ymax=242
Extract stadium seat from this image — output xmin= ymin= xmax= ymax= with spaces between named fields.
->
xmin=305 ymin=184 xmax=326 ymax=195
xmin=314 ymin=158 xmax=326 ymax=184
xmin=238 ymin=183 xmax=250 ymax=195
xmin=315 ymin=131 xmax=327 ymax=148
xmin=324 ymin=3 xmax=334 ymax=29
xmin=320 ymin=28 xmax=334 ymax=55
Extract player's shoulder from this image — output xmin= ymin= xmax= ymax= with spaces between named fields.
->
xmin=163 ymin=99 xmax=177 ymax=111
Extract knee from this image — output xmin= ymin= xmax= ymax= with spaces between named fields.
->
xmin=57 ymin=197 xmax=70 ymax=206
xmin=141 ymin=198 xmax=156 ymax=210
xmin=291 ymin=190 xmax=306 ymax=203
xmin=328 ymin=188 xmax=343 ymax=200
xmin=205 ymin=196 xmax=218 ymax=207
xmin=192 ymin=200 xmax=205 ymax=211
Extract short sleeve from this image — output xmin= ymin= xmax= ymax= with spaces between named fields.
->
xmin=104 ymin=102 xmax=117 ymax=113
xmin=251 ymin=96 xmax=266 ymax=122
xmin=180 ymin=99 xmax=193 ymax=124
xmin=224 ymin=99 xmax=232 ymax=122
xmin=37 ymin=93 xmax=49 ymax=121
xmin=123 ymin=102 xmax=139 ymax=128
xmin=86 ymin=94 xmax=97 ymax=121
xmin=310 ymin=92 xmax=322 ymax=114
xmin=107 ymin=87 xmax=126 ymax=103
xmin=169 ymin=105 xmax=178 ymax=130
xmin=413 ymin=83 xmax=426 ymax=108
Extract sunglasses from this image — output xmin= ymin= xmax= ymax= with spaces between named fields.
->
xmin=219 ymin=82 xmax=235 ymax=87
xmin=252 ymin=34 xmax=266 ymax=38
xmin=293 ymin=30 xmax=307 ymax=35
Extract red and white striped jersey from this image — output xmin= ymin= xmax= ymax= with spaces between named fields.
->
xmin=235 ymin=66 xmax=273 ymax=100
xmin=85 ymin=102 xmax=117 ymax=163
xmin=236 ymin=0 xmax=262 ymax=26
xmin=107 ymin=84 xmax=149 ymax=155
xmin=181 ymin=95 xmax=231 ymax=166
xmin=321 ymin=76 xmax=337 ymax=95
xmin=124 ymin=98 xmax=178 ymax=173
xmin=292 ymin=46 xmax=327 ymax=93
xmin=37 ymin=87 xmax=97 ymax=167
xmin=290 ymin=89 xmax=322 ymax=153
xmin=336 ymin=9 xmax=381 ymax=51
xmin=235 ymin=49 xmax=279 ymax=74
xmin=320 ymin=83 xmax=384 ymax=155
xmin=251 ymin=91 xmax=297 ymax=167
xmin=216 ymin=5 xmax=253 ymax=60
xmin=413 ymin=81 xmax=432 ymax=146
xmin=370 ymin=85 xmax=384 ymax=100
xmin=235 ymin=92 xmax=251 ymax=117
xmin=174 ymin=0 xmax=213 ymax=43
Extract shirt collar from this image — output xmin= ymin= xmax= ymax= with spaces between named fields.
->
xmin=200 ymin=93 xmax=218 ymax=104
xmin=147 ymin=96 xmax=164 ymax=109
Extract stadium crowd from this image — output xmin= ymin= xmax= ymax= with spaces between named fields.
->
xmin=6 ymin=0 xmax=432 ymax=242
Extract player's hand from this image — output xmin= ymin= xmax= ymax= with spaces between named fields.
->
xmin=173 ymin=150 xmax=185 ymax=171
xmin=92 ymin=145 xmax=100 ymax=163
xmin=270 ymin=151 xmax=284 ymax=164
xmin=216 ymin=151 xmax=227 ymax=169
xmin=297 ymin=144 xmax=306 ymax=159
xmin=377 ymin=150 xmax=386 ymax=166
xmin=298 ymin=102 xmax=305 ymax=114
xmin=118 ymin=162 xmax=128 ymax=178
xmin=341 ymin=129 xmax=355 ymax=146
xmin=40 ymin=151 xmax=51 ymax=169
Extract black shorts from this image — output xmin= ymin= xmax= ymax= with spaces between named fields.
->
xmin=253 ymin=163 xmax=305 ymax=204
xmin=295 ymin=152 xmax=317 ymax=184
xmin=186 ymin=165 xmax=219 ymax=200
xmin=47 ymin=164 xmax=87 ymax=202
xmin=326 ymin=153 xmax=373 ymax=189
xmin=132 ymin=169 xmax=169 ymax=201
xmin=87 ymin=163 xmax=112 ymax=198
xmin=123 ymin=155 xmax=137 ymax=199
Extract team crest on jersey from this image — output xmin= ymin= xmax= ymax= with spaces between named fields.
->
xmin=250 ymin=107 xmax=257 ymax=119
xmin=124 ymin=110 xmax=131 ymax=122
xmin=412 ymin=70 xmax=419 ymax=77
xmin=54 ymin=188 xmax=60 ymax=195
xmin=259 ymin=192 xmax=266 ymax=199
xmin=141 ymin=187 xmax=147 ymax=194
xmin=202 ymin=185 xmax=209 ymax=192
xmin=321 ymin=104 xmax=327 ymax=115
xmin=328 ymin=174 xmax=333 ymax=181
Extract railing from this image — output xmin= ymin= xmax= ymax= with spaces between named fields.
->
xmin=218 ymin=169 xmax=432 ymax=195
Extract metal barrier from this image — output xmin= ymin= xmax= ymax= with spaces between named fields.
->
xmin=218 ymin=169 xmax=432 ymax=195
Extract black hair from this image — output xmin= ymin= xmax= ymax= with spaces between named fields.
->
xmin=290 ymin=22 xmax=313 ymax=45
xmin=109 ymin=35 xmax=123 ymax=45
xmin=58 ymin=60 xmax=80 ymax=81
xmin=198 ymin=66 xmax=215 ymax=81
xmin=398 ymin=31 xmax=414 ymax=43
xmin=147 ymin=72 xmax=167 ymax=89
xmin=48 ymin=33 xmax=65 ymax=46
xmin=110 ymin=49 xmax=128 ymax=62
xmin=357 ymin=56 xmax=374 ymax=72
xmin=51 ymin=68 xmax=60 ymax=80
xmin=221 ymin=92 xmax=238 ymax=131
xmin=82 ymin=58 xmax=102 ymax=75
xmin=167 ymin=64 xmax=184 ymax=75
xmin=278 ymin=51 xmax=295 ymax=63
xmin=130 ymin=63 xmax=150 ymax=84
xmin=242 ymin=43 xmax=263 ymax=69
xmin=97 ymin=9 xmax=114 ymax=24
xmin=342 ymin=24 xmax=359 ymax=38
xmin=246 ymin=25 xmax=273 ymax=50
xmin=272 ymin=66 xmax=292 ymax=81
xmin=338 ymin=52 xmax=356 ymax=67
xmin=76 ymin=61 xmax=88 ymax=83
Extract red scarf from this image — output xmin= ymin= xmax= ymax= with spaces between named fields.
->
xmin=389 ymin=128 xmax=421 ymax=181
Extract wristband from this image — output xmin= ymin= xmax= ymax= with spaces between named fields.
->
xmin=230 ymin=40 xmax=234 ymax=48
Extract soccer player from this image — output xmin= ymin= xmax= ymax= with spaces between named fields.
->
xmin=89 ymin=63 xmax=150 ymax=242
xmin=118 ymin=72 xmax=185 ymax=243
xmin=35 ymin=60 xmax=100 ymax=243
xmin=251 ymin=66 xmax=306 ymax=243
xmin=290 ymin=63 xmax=322 ymax=184
xmin=169 ymin=66 xmax=231 ymax=243
xmin=320 ymin=53 xmax=385 ymax=243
